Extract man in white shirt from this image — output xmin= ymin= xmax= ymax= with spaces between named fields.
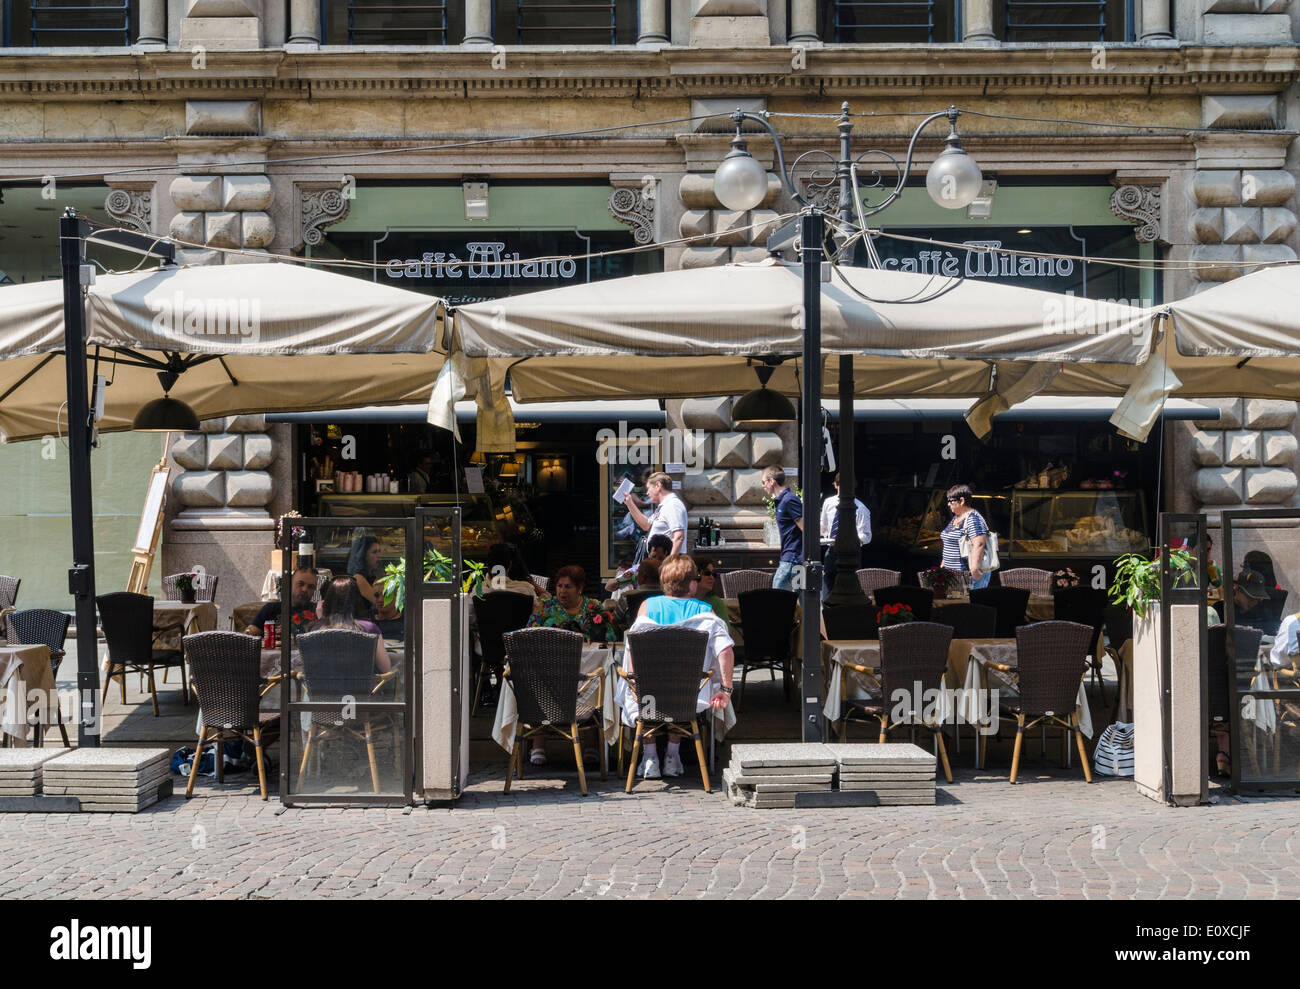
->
xmin=622 ymin=471 xmax=687 ymax=556
xmin=820 ymin=473 xmax=871 ymax=601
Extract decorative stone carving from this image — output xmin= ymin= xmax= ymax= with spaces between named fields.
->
xmin=750 ymin=433 xmax=783 ymax=466
xmin=1194 ymin=468 xmax=1244 ymax=506
xmin=1191 ymin=208 xmax=1224 ymax=243
xmin=170 ymin=211 xmax=204 ymax=243
xmin=206 ymin=433 xmax=244 ymax=471
xmin=1224 ymin=430 xmax=1261 ymax=467
xmin=105 ymin=188 xmax=152 ymax=235
xmin=712 ymin=210 xmax=751 ymax=247
xmin=1222 ymin=207 xmax=1262 ymax=245
xmin=171 ymin=176 xmax=223 ymax=212
xmin=222 ymin=175 xmax=273 ymax=211
xmin=174 ymin=471 xmax=226 ymax=508
xmin=298 ymin=184 xmax=351 ymax=249
xmin=243 ymin=434 xmax=275 ymax=470
xmin=608 ymin=186 xmax=656 ymax=246
xmin=732 ymin=468 xmax=767 ymax=505
xmin=681 ymin=470 xmax=733 ymax=506
xmin=1262 ymin=431 xmax=1298 ymax=467
xmin=1244 ymin=468 xmax=1298 ymax=504
xmin=171 ymin=434 xmax=207 ymax=471
xmin=679 ymin=210 xmax=712 ymax=241
xmin=204 ymin=211 xmax=242 ymax=249
xmin=712 ymin=432 xmax=750 ymax=468
xmin=225 ymin=471 xmax=275 ymax=507
xmin=1190 ymin=430 xmax=1224 ymax=467
xmin=1260 ymin=208 xmax=1297 ymax=244
xmin=1109 ymin=184 xmax=1160 ymax=243
xmin=241 ymin=212 xmax=275 ymax=248
xmin=1243 ymin=399 xmax=1298 ymax=430
xmin=679 ymin=397 xmax=733 ymax=432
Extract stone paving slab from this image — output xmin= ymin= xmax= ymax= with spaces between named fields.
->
xmin=729 ymin=772 xmax=833 ymax=786
xmin=0 ymin=750 xmax=63 ymax=771
xmin=43 ymin=766 xmax=172 ymax=788
xmin=839 ymin=772 xmax=935 ymax=782
xmin=840 ymin=780 xmax=937 ymax=792
xmin=825 ymin=743 xmax=934 ymax=767
xmin=728 ymin=743 xmax=835 ymax=769
xmin=44 ymin=748 xmax=170 ymax=771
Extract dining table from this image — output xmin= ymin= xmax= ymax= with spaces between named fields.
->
xmin=0 ymin=644 xmax=58 ymax=746
xmin=152 ymin=601 xmax=219 ymax=652
xmin=931 ymin=592 xmax=1055 ymax=622
xmin=491 ymin=641 xmax=621 ymax=752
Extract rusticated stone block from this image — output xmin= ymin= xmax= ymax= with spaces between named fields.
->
xmin=730 ymin=246 xmax=769 ymax=263
xmin=732 ymin=468 xmax=767 ymax=505
xmin=750 ymin=432 xmax=783 ymax=466
xmin=170 ymin=175 xmax=222 ymax=211
xmin=187 ymin=0 xmax=257 ymax=14
xmin=200 ymin=417 xmax=230 ymax=434
xmin=226 ymin=414 xmax=267 ymax=433
xmin=173 ymin=471 xmax=225 ymax=508
xmin=1242 ymin=170 xmax=1296 ymax=207
xmin=1221 ymin=207 xmax=1261 ymax=244
xmin=1203 ymin=13 xmax=1293 ymax=44
xmin=681 ymin=469 xmax=733 ymax=506
xmin=204 ymin=211 xmax=241 ymax=249
xmin=679 ymin=173 xmax=723 ymax=210
xmin=712 ymin=210 xmax=752 ymax=247
xmin=679 ymin=209 xmax=712 ymax=240
xmin=1244 ymin=467 xmax=1298 ymax=504
xmin=205 ymin=433 xmax=244 ymax=471
xmin=1201 ymin=0 xmax=1258 ymax=11
xmin=241 ymin=211 xmax=275 ymax=248
xmin=242 ymin=434 xmax=275 ymax=470
xmin=1191 ymin=208 xmax=1224 ymax=243
xmin=1194 ymin=399 xmax=1243 ymax=430
xmin=1261 ymin=208 xmax=1297 ymax=244
xmin=225 ymin=470 xmax=274 ymax=507
xmin=1262 ymin=430 xmax=1298 ymax=467
xmin=712 ymin=431 xmax=750 ymax=468
xmin=679 ymin=429 xmax=711 ymax=470
xmin=1192 ymin=171 xmax=1241 ymax=208
xmin=185 ymin=99 xmax=260 ymax=136
xmin=222 ymin=175 xmax=272 ymax=211
xmin=175 ymin=248 xmax=221 ymax=267
xmin=1202 ymin=94 xmax=1279 ymax=131
xmin=1195 ymin=468 xmax=1243 ymax=506
xmin=169 ymin=211 xmax=204 ymax=243
xmin=679 ymin=247 xmax=730 ymax=269
xmin=1243 ymin=399 xmax=1297 ymax=429
xmin=1224 ymin=430 xmax=1261 ymax=467
xmin=1189 ymin=244 xmax=1241 ymax=281
xmin=679 ymin=397 xmax=732 ymax=431
xmin=1190 ymin=430 xmax=1224 ymax=467
xmin=1241 ymin=243 xmax=1297 ymax=267
xmin=747 ymin=210 xmax=780 ymax=244
xmin=170 ymin=434 xmax=207 ymax=471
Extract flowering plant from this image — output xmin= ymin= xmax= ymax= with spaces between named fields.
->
xmin=919 ymin=566 xmax=960 ymax=591
xmin=1052 ymin=568 xmax=1080 ymax=590
xmin=877 ymin=603 xmax=916 ymax=627
xmin=277 ymin=510 xmax=306 ymax=543
xmin=287 ymin=609 xmax=317 ymax=639
xmin=174 ymin=572 xmax=198 ymax=594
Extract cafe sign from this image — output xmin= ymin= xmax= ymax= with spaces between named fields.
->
xmin=384 ymin=241 xmax=579 ymax=281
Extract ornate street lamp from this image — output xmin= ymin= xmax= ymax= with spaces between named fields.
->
xmin=713 ymin=104 xmax=981 ymax=741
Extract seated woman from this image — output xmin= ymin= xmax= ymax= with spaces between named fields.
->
xmin=624 ymin=554 xmax=735 ymax=780
xmin=348 ymin=535 xmax=404 ymax=639
xmin=484 ymin=542 xmax=549 ymax=600
xmin=691 ymin=556 xmax=731 ymax=623
xmin=312 ymin=576 xmax=391 ymax=674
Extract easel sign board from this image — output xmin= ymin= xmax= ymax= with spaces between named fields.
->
xmin=127 ymin=465 xmax=169 ymax=593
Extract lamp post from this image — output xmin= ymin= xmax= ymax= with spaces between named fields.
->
xmin=714 ymin=104 xmax=981 ymax=741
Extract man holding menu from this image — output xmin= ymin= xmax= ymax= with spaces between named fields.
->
xmin=622 ymin=471 xmax=687 ymax=556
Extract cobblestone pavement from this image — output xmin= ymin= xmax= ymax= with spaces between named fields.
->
xmin=0 ymin=763 xmax=1297 ymax=899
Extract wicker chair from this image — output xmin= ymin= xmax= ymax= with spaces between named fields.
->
xmin=1208 ymin=623 xmax=1266 ymax=777
xmin=735 ymin=588 xmax=799 ymax=704
xmin=472 ymin=591 xmax=534 ymax=709
xmin=998 ymin=567 xmax=1052 ymax=596
xmin=931 ymin=603 xmax=997 ymax=638
xmin=0 ymin=575 xmax=19 ymax=613
xmin=183 ymin=630 xmax=277 ymax=800
xmin=873 ymin=585 xmax=934 ymax=621
xmin=856 ymin=568 xmax=901 ymax=598
xmin=969 ymin=586 xmax=1030 ymax=637
xmin=622 ymin=589 xmax=662 ymax=622
xmin=719 ymin=569 xmax=773 ymax=599
xmin=501 ymin=627 xmax=606 ymax=796
xmin=295 ymin=628 xmax=399 ymax=795
xmin=622 ymin=625 xmax=712 ymax=793
xmin=230 ymin=601 xmax=265 ymax=633
xmin=96 ymin=592 xmax=188 ymax=716
xmin=835 ymin=621 xmax=954 ymax=782
xmin=3 ymin=608 xmax=71 ymax=746
xmin=530 ymin=574 xmax=551 ymax=594
xmin=1005 ymin=620 xmax=1095 ymax=783
xmin=162 ymin=572 xmax=220 ymax=604
xmin=822 ymin=604 xmax=878 ymax=641
xmin=1052 ymin=586 xmax=1109 ymax=705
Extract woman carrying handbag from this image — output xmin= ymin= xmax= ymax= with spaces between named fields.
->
xmin=940 ymin=484 xmax=996 ymax=590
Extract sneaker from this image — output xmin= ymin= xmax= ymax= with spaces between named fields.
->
xmin=663 ymin=751 xmax=684 ymax=777
xmin=638 ymin=755 xmax=661 ymax=779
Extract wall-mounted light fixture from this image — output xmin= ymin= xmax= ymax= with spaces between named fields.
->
xmin=463 ymin=179 xmax=489 ymax=221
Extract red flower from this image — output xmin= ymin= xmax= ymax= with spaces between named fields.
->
xmin=592 ymin=614 xmax=603 ymax=624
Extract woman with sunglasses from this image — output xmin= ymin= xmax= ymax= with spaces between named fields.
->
xmin=941 ymin=484 xmax=991 ymax=590
xmin=691 ymin=557 xmax=731 ymax=623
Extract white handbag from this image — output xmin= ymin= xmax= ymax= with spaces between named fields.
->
xmin=1093 ymin=721 xmax=1135 ymax=777
xmin=958 ymin=518 xmax=1000 ymax=572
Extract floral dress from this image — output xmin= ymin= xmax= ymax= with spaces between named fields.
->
xmin=528 ymin=596 xmax=615 ymax=643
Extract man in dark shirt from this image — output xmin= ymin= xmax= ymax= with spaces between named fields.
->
xmin=761 ymin=465 xmax=803 ymax=591
xmin=244 ymin=567 xmax=318 ymax=636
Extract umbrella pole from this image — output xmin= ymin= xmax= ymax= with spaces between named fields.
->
xmin=61 ymin=209 xmax=101 ymax=747
xmin=799 ymin=209 xmax=825 ymax=743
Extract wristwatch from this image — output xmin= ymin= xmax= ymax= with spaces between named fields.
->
xmin=720 ymin=685 xmax=733 ymax=695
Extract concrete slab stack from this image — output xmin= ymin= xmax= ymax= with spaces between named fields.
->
xmin=0 ymin=750 xmax=63 ymax=796
xmin=826 ymin=743 xmax=937 ymax=805
xmin=42 ymin=748 xmax=172 ymax=812
xmin=723 ymin=743 xmax=835 ymax=809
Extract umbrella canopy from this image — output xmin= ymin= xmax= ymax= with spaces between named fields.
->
xmin=0 ymin=263 xmax=445 ymax=442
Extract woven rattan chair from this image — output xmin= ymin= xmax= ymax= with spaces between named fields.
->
xmin=822 ymin=604 xmax=878 ymax=641
xmin=230 ymin=601 xmax=265 ymax=633
xmin=1052 ymin=586 xmax=1109 ymax=705
xmin=998 ymin=568 xmax=1052 ymax=596
xmin=295 ymin=628 xmax=399 ymax=794
xmin=1208 ymin=623 xmax=1266 ymax=777
xmin=1005 ymin=620 xmax=1095 ymax=783
xmin=96 ymin=592 xmax=187 ymax=716
xmin=835 ymin=621 xmax=953 ymax=782
xmin=873 ymin=585 xmax=934 ymax=621
xmin=162 ymin=572 xmax=220 ymax=604
xmin=530 ymin=574 xmax=550 ymax=594
xmin=719 ymin=569 xmax=773 ymax=599
xmin=622 ymin=625 xmax=712 ymax=793
xmin=472 ymin=591 xmax=535 ymax=709
xmin=969 ymin=586 xmax=1030 ymax=637
xmin=183 ymin=630 xmax=277 ymax=800
xmin=735 ymin=588 xmax=799 ymax=704
xmin=501 ymin=627 xmax=605 ymax=796
xmin=622 ymin=589 xmax=662 ymax=623
xmin=856 ymin=568 xmax=900 ymax=597
xmin=3 ymin=608 xmax=71 ymax=746
xmin=931 ymin=603 xmax=997 ymax=638
xmin=0 ymin=575 xmax=19 ymax=613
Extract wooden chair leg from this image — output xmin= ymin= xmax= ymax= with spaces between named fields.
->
xmin=616 ymin=722 xmax=624 ymax=778
xmin=120 ymin=667 xmax=127 ymax=705
xmin=364 ymin=722 xmax=381 ymax=794
xmin=181 ymin=662 xmax=190 ymax=706
xmin=934 ymin=728 xmax=953 ymax=784
xmin=298 ymin=725 xmax=315 ymax=784
xmin=215 ymin=730 xmax=224 ymax=783
xmin=598 ymin=723 xmax=608 ymax=780
xmin=102 ymin=667 xmax=112 ymax=703
xmin=878 ymin=714 xmax=888 ymax=744
xmin=1010 ymin=714 xmax=1026 ymax=784
xmin=571 ymin=724 xmax=588 ymax=796
xmin=471 ymin=663 xmax=485 ymax=712
xmin=504 ymin=739 xmax=519 ymax=793
xmin=253 ymin=727 xmax=268 ymax=801
xmin=57 ymin=721 xmax=69 ymax=748
xmin=186 ymin=727 xmax=207 ymax=798
xmin=1073 ymin=714 xmax=1092 ymax=783
xmin=690 ymin=719 xmax=710 ymax=793
xmin=625 ymin=721 xmax=644 ymax=793
xmin=147 ymin=665 xmax=159 ymax=717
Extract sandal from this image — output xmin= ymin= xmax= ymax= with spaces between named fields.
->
xmin=1215 ymin=753 xmax=1230 ymax=777
xmin=530 ymin=748 xmax=547 ymax=766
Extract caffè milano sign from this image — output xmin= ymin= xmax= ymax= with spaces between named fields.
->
xmin=880 ymin=239 xmax=1076 ymax=279
xmin=384 ymin=241 xmax=578 ymax=280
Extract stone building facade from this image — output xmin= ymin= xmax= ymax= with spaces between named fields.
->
xmin=3 ymin=0 xmax=1299 ymax=605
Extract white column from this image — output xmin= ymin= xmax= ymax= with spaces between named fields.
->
xmin=1140 ymin=0 xmax=1172 ymax=42
xmin=638 ymin=0 xmax=668 ymax=44
xmin=962 ymin=0 xmax=996 ymax=45
xmin=788 ymin=0 xmax=817 ymax=44
xmin=137 ymin=0 xmax=166 ymax=45
xmin=464 ymin=0 xmax=494 ymax=46
xmin=288 ymin=0 xmax=320 ymax=44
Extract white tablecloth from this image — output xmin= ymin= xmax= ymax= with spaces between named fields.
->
xmin=492 ymin=643 xmax=620 ymax=752
xmin=0 ymin=644 xmax=57 ymax=745
xmin=819 ymin=639 xmax=956 ymax=726
xmin=965 ymin=646 xmax=1093 ymax=739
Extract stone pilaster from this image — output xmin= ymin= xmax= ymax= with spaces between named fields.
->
xmin=286 ymin=0 xmax=319 ymax=45
xmin=464 ymin=0 xmax=494 ymax=45
xmin=962 ymin=0 xmax=997 ymax=45
xmin=787 ymin=0 xmax=817 ymax=44
xmin=690 ymin=0 xmax=769 ymax=47
xmin=179 ymin=0 xmax=262 ymax=48
xmin=1139 ymin=0 xmax=1172 ymax=42
xmin=137 ymin=0 xmax=167 ymax=45
xmin=1190 ymin=401 xmax=1299 ymax=508
xmin=638 ymin=0 xmax=669 ymax=45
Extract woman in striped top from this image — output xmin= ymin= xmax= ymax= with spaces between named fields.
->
xmin=939 ymin=484 xmax=991 ymax=590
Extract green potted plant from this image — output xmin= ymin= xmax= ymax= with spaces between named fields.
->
xmin=376 ymin=549 xmax=487 ymax=611
xmin=174 ymin=572 xmax=198 ymax=604
xmin=761 ymin=485 xmax=801 ymax=549
xmin=919 ymin=566 xmax=960 ymax=599
xmin=1108 ymin=548 xmax=1195 ymax=619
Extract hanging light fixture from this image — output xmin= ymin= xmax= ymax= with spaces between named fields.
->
xmin=925 ymin=115 xmax=984 ymax=210
xmin=732 ymin=364 xmax=795 ymax=426
xmin=132 ymin=370 xmax=200 ymax=432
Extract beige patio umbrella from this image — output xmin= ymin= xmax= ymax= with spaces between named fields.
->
xmin=0 ymin=262 xmax=446 ymax=442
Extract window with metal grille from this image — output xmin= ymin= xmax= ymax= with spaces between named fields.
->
xmin=3 ymin=0 xmax=137 ymax=46
xmin=323 ymin=0 xmax=452 ymax=44
xmin=819 ymin=0 xmax=956 ymax=43
xmin=1000 ymin=0 xmax=1133 ymax=43
xmin=503 ymin=0 xmax=638 ymax=44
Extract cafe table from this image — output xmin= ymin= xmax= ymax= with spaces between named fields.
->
xmin=492 ymin=642 xmax=621 ymax=753
xmin=819 ymin=637 xmax=994 ymax=726
xmin=153 ymin=600 xmax=219 ymax=641
xmin=931 ymin=592 xmax=1055 ymax=622
xmin=0 ymin=644 xmax=58 ymax=747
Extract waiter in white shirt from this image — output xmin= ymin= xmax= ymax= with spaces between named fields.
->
xmin=623 ymin=470 xmax=688 ymax=556
xmin=820 ymin=472 xmax=871 ymax=601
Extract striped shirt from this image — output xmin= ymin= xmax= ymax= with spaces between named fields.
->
xmin=940 ymin=510 xmax=989 ymax=572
